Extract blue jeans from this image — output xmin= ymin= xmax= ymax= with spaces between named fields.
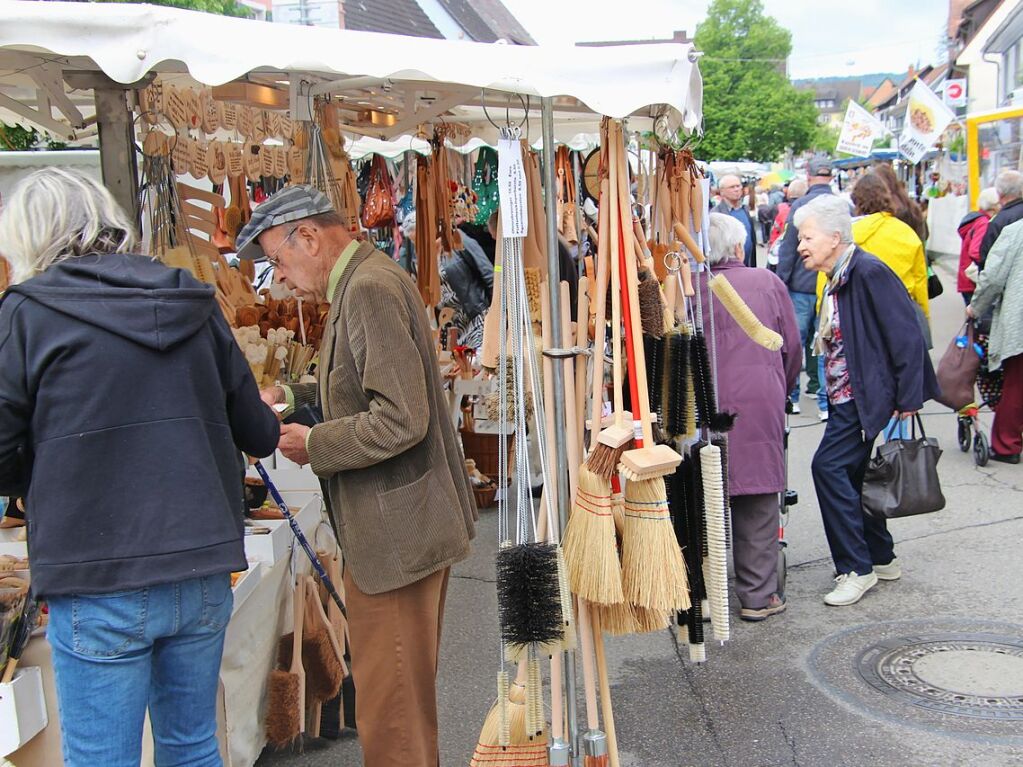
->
xmin=788 ymin=291 xmax=818 ymax=404
xmin=817 ymin=355 xmax=828 ymax=413
xmin=812 ymin=401 xmax=895 ymax=575
xmin=47 ymin=574 xmax=233 ymax=767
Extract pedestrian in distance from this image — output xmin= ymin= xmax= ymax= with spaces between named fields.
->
xmin=712 ymin=174 xmax=757 ymax=267
xmin=957 ymin=187 xmax=998 ymax=306
xmin=701 ymin=214 xmax=801 ymax=621
xmin=967 ymin=217 xmax=1023 ymax=464
xmin=978 ymin=170 xmax=1023 ymax=269
xmin=0 ymin=168 xmax=281 ymax=767
xmin=237 ymin=186 xmax=477 ymax=767
xmin=794 ymin=195 xmax=939 ymax=607
xmin=776 ymin=156 xmax=836 ymax=417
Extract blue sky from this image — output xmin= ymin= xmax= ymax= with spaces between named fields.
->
xmin=503 ymin=0 xmax=950 ymax=80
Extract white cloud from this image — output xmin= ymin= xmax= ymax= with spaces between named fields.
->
xmin=502 ymin=0 xmax=948 ymax=79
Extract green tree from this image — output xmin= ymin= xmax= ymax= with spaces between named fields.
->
xmin=812 ymin=121 xmax=841 ymax=154
xmin=93 ymin=0 xmax=250 ymax=18
xmin=693 ymin=0 xmax=818 ymax=162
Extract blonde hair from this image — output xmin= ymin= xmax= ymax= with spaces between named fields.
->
xmin=0 ymin=167 xmax=137 ymax=283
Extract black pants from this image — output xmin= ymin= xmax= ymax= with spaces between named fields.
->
xmin=811 ymin=401 xmax=894 ymax=575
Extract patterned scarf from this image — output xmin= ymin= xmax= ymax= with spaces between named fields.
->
xmin=814 ymin=244 xmax=855 ymax=355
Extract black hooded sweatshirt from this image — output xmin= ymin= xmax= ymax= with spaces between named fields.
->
xmin=0 ymin=253 xmax=280 ymax=597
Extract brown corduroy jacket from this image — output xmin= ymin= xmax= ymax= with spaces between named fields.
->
xmin=294 ymin=242 xmax=477 ymax=594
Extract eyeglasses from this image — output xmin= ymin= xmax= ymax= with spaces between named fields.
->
xmin=265 ymin=226 xmax=299 ymax=267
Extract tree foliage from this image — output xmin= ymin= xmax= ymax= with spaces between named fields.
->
xmin=693 ymin=0 xmax=818 ymax=162
xmin=92 ymin=0 xmax=251 ymax=18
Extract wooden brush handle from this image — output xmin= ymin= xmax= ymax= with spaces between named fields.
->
xmin=678 ymin=167 xmax=691 ymax=231
xmin=540 ymin=289 xmax=560 ymax=538
xmin=560 ymin=281 xmax=580 ymax=498
xmin=681 ymin=255 xmax=696 ymax=296
xmin=577 ymin=598 xmax=601 ymax=731
xmin=691 ymin=172 xmax=704 ymax=233
xmin=591 ymin=611 xmax=620 ymax=767
xmin=673 ymin=222 xmax=705 ymax=264
xmin=549 ymin=649 xmax=565 ymax=740
xmin=576 ymin=277 xmax=590 ymax=459
xmin=607 ymin=141 xmax=625 ymax=428
xmin=614 ymin=123 xmax=654 ymax=446
xmin=589 ymin=178 xmax=612 ymax=451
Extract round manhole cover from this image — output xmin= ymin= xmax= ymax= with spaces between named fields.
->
xmin=856 ymin=633 xmax=1023 ymax=720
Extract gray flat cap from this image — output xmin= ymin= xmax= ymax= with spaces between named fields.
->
xmin=235 ymin=185 xmax=335 ymax=260
xmin=807 ymin=156 xmax=833 ymax=177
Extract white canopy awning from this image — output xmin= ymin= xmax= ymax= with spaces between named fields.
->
xmin=0 ymin=0 xmax=703 ymax=134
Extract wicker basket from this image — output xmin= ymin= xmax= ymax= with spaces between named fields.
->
xmin=460 ymin=429 xmax=513 ymax=485
xmin=472 ymin=485 xmax=499 ymax=509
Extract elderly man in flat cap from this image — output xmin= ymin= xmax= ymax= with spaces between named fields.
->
xmin=236 ymin=186 xmax=477 ymax=767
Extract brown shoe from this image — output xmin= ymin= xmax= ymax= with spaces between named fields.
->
xmin=740 ymin=594 xmax=787 ymax=622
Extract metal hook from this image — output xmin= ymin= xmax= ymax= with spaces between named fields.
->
xmin=663 ymin=250 xmax=683 ymax=273
xmin=480 ymin=87 xmax=527 ymax=135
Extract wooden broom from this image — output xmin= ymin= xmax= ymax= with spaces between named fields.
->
xmin=609 ymin=123 xmax=689 ymax=615
xmin=265 ymin=579 xmax=306 ymax=748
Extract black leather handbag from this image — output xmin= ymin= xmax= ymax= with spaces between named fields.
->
xmin=862 ymin=415 xmax=946 ymax=519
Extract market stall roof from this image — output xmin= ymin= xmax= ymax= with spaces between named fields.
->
xmin=0 ymin=0 xmax=703 ymax=136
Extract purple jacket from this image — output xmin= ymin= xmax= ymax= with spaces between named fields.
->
xmin=697 ymin=259 xmax=801 ymax=496
xmin=833 ymin=247 xmax=940 ymax=439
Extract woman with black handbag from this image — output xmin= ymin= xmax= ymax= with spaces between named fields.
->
xmin=794 ymin=195 xmax=940 ymax=607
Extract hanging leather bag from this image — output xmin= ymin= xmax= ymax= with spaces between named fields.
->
xmin=360 ymin=155 xmax=395 ymax=230
xmin=862 ymin=415 xmax=946 ymax=520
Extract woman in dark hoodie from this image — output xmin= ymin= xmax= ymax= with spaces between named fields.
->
xmin=0 ymin=168 xmax=279 ymax=767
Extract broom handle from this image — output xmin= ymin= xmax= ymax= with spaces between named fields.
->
xmin=540 ymin=288 xmax=560 ymax=538
xmin=576 ymin=277 xmax=590 ymax=459
xmin=591 ymin=611 xmax=620 ymax=767
xmin=577 ymin=598 xmax=601 ymax=731
xmin=589 ymin=178 xmax=611 ymax=452
xmin=560 ymin=281 xmax=580 ymax=502
xmin=607 ymin=141 xmax=625 ymax=430
xmin=673 ymin=221 xmax=705 ymax=264
xmin=613 ymin=123 xmax=653 ymax=446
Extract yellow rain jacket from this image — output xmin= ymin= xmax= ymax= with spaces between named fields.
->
xmin=816 ymin=212 xmax=930 ymax=318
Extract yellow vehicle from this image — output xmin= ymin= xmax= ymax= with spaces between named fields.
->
xmin=966 ymin=105 xmax=1023 ymax=208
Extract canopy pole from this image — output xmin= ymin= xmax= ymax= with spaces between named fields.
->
xmin=94 ymin=86 xmax=140 ymax=231
xmin=541 ymin=96 xmax=581 ymax=766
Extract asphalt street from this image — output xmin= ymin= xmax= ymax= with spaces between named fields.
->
xmin=257 ymin=252 xmax=1023 ymax=767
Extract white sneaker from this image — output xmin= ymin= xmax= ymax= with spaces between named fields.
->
xmin=873 ymin=558 xmax=901 ymax=581
xmin=818 ymin=409 xmax=829 ymax=422
xmin=824 ymin=571 xmax=878 ymax=606
xmin=790 ymin=401 xmax=801 ymax=414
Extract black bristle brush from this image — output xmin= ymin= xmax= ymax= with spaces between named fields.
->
xmin=645 ymin=334 xmax=668 ymax=445
xmin=496 ymin=542 xmax=565 ymax=659
xmin=668 ymin=332 xmax=690 ymax=438
xmin=691 ymin=331 xmax=736 ymax=433
xmin=671 ymin=453 xmax=706 ymax=658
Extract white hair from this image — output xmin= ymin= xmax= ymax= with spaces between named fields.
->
xmin=793 ymin=195 xmax=853 ymax=243
xmin=787 ymin=179 xmax=808 ymax=199
xmin=977 ymin=187 xmax=1000 ymax=212
xmin=0 ymin=168 xmax=137 ymax=283
xmin=706 ymin=212 xmax=748 ymax=265
xmin=995 ymin=170 xmax=1023 ymax=200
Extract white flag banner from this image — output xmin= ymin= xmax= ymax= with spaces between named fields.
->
xmin=836 ymin=100 xmax=886 ymax=157
xmin=899 ymin=80 xmax=956 ymax=164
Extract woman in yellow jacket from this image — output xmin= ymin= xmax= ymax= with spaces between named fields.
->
xmin=816 ymin=172 xmax=930 ymax=318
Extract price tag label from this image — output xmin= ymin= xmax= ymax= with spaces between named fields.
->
xmin=497 ymin=138 xmax=528 ymax=238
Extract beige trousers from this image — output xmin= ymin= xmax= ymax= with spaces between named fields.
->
xmin=343 ymin=566 xmax=450 ymax=767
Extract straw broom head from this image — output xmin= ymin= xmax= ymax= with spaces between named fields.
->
xmin=620 ymin=477 xmax=691 ymax=612
xmin=562 ymin=467 xmax=624 ymax=606
xmin=470 ymin=673 xmax=550 ymax=767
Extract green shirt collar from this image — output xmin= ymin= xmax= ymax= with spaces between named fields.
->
xmin=326 ymin=240 xmax=361 ymax=303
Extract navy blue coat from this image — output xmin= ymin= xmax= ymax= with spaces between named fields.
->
xmin=776 ymin=183 xmax=834 ymax=294
xmin=833 ymin=247 xmax=940 ymax=439
xmin=0 ymin=253 xmax=280 ymax=597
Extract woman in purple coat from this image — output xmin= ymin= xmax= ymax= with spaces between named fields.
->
xmin=700 ymin=214 xmax=802 ymax=621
